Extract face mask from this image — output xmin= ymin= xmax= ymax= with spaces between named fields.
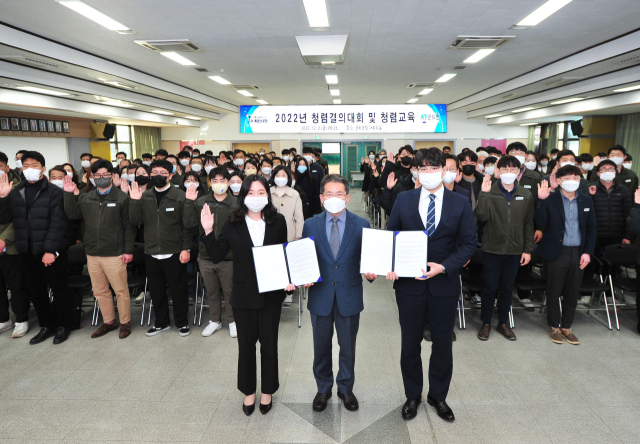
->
xmin=291 ymin=179 xmax=296 ymax=187
xmin=540 ymin=161 xmax=549 ymax=166
xmin=600 ymin=172 xmax=615 ymax=183
xmin=211 ymin=183 xmax=228 ymax=195
xmin=462 ymin=165 xmax=476 ymax=176
xmin=180 ymin=159 xmax=189 ymax=166
xmin=127 ymin=174 xmax=136 ymax=182
xmin=411 ymin=170 xmax=418 ymax=179
xmin=23 ymin=168 xmax=42 ymax=182
xmin=283 ymin=156 xmax=290 ymax=162
xmin=323 ymin=197 xmax=346 ymax=214
xmin=244 ymin=195 xmax=268 ymax=213
xmin=515 ymin=155 xmax=526 ymax=165
xmin=400 ymin=156 xmax=412 ymax=166
xmin=90 ymin=178 xmax=96 ymax=186
xmin=171 ymin=165 xmax=177 ymax=173
xmin=260 ymin=152 xmax=265 ymax=156
xmin=227 ymin=169 xmax=234 ymax=174
xmin=560 ymin=180 xmax=580 ymax=192
xmin=81 ymin=160 xmax=90 ymax=168
xmin=559 ymin=161 xmax=574 ymax=167
xmin=191 ymin=164 xmax=202 ymax=173
xmin=551 ymin=155 xmax=557 ymax=160
xmin=230 ymin=183 xmax=242 ymax=193
xmin=94 ymin=177 xmax=111 ymax=188
xmin=234 ymin=158 xmax=244 ymax=166
xmin=66 ymin=171 xmax=74 ymax=177
xmin=143 ymin=161 xmax=151 ymax=166
xmin=582 ymin=162 xmax=594 ymax=171
xmin=485 ymin=166 xmax=495 ymax=176
xmin=186 ymin=182 xmax=199 ymax=190
xmin=245 ymin=168 xmax=257 ymax=175
xmin=476 ymin=164 xmax=484 ymax=172
xmin=304 ymin=155 xmax=314 ymax=163
xmin=524 ymin=161 xmax=537 ymax=170
xmin=204 ymin=166 xmax=214 ymax=174
xmin=610 ymin=156 xmax=623 ymax=166
xmin=50 ymin=180 xmax=64 ymax=189
xmin=442 ymin=171 xmax=457 ymax=185
xmin=262 ymin=167 xmax=272 ymax=176
xmin=151 ymin=175 xmax=168 ymax=188
xmin=623 ymin=163 xmax=632 ymax=169
xmin=116 ymin=158 xmax=123 ymax=165
xmin=297 ymin=166 xmax=307 ymax=173
xmin=419 ymin=172 xmax=442 ymax=190
xmin=274 ymin=177 xmax=288 ymax=187
xmin=15 ymin=159 xmax=22 ymax=169
xmin=369 ymin=155 xmax=375 ymax=161
xmin=500 ymin=173 xmax=517 ymax=185
xmin=136 ymin=176 xmax=149 ymax=186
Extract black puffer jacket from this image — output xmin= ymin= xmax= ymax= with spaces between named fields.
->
xmin=591 ymin=180 xmax=632 ymax=240
xmin=0 ymin=178 xmax=67 ymax=254
xmin=380 ymin=172 xmax=415 ymax=214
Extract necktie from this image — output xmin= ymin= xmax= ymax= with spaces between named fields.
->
xmin=426 ymin=194 xmax=436 ymax=237
xmin=330 ymin=217 xmax=340 ymax=259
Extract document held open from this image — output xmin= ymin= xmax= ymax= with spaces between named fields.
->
xmin=359 ymin=228 xmax=428 ymax=278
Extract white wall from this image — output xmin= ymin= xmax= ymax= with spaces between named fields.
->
xmin=0 ymin=137 xmax=69 ymax=169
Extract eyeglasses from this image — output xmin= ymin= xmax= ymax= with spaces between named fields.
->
xmin=417 ymin=167 xmax=442 ymax=173
xmin=93 ymin=174 xmax=112 ymax=179
xmin=600 ymin=168 xmax=616 ymax=173
xmin=499 ymin=168 xmax=520 ymax=174
xmin=324 ymin=192 xmax=346 ymax=199
xmin=151 ymin=172 xmax=170 ymax=177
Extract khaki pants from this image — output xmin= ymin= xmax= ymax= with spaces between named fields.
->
xmin=87 ymin=255 xmax=130 ymax=324
xmin=198 ymin=258 xmax=234 ymax=324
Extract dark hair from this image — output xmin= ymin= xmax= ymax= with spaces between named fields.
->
xmin=192 ymin=148 xmax=201 ymax=154
xmin=556 ymin=165 xmax=582 ymax=179
xmin=116 ymin=151 xmax=127 ymax=158
xmin=484 ymin=156 xmax=498 ymax=166
xmin=281 ymin=149 xmax=290 ymax=155
xmin=120 ymin=159 xmax=130 ymax=167
xmin=190 ymin=156 xmax=203 ymax=164
xmin=596 ymin=159 xmax=617 ymax=173
xmin=414 ymin=148 xmax=445 ymax=168
xmin=270 ymin=165 xmax=292 ymax=187
xmin=475 ymin=147 xmax=485 ymax=153
xmin=182 ymin=171 xmax=201 ymax=191
xmin=444 ymin=153 xmax=459 ymax=169
xmin=133 ymin=158 xmax=142 ymax=165
xmin=142 ymin=153 xmax=153 ymax=159
xmin=461 ymin=148 xmax=471 ymax=153
xmin=135 ymin=164 xmax=150 ymax=177
xmin=229 ymin=170 xmax=243 ymax=182
xmin=457 ymin=151 xmax=478 ymax=163
xmin=22 ymin=151 xmax=46 ymax=167
xmin=550 ymin=149 xmax=560 ymax=154
xmin=62 ymin=163 xmax=79 ymax=183
xmin=205 ymin=150 xmax=213 ymax=156
xmin=16 ymin=150 xmax=28 ymax=157
xmin=625 ymin=154 xmax=633 ymax=161
xmin=295 ymin=156 xmax=314 ymax=182
xmin=271 ymin=156 xmax=283 ymax=165
xmin=399 ymin=145 xmax=414 ymax=156
xmin=556 ymin=150 xmax=576 ymax=162
xmin=150 ymin=159 xmax=173 ymax=174
xmin=244 ymin=159 xmax=259 ymax=170
xmin=178 ymin=151 xmax=191 ymax=159
xmin=290 ymin=147 xmax=297 ymax=153
xmin=442 ymin=146 xmax=451 ymax=152
xmin=538 ymin=154 xmax=549 ymax=161
xmin=260 ymin=158 xmax=273 ymax=168
xmin=48 ymin=165 xmax=66 ymax=177
xmin=208 ymin=167 xmax=230 ymax=181
xmin=578 ymin=153 xmax=593 ymax=163
xmin=0 ymin=152 xmax=7 ymax=165
xmin=320 ymin=174 xmax=349 ymax=194
xmin=596 ymin=152 xmax=608 ymax=158
xmin=80 ymin=152 xmax=92 ymax=160
xmin=506 ymin=142 xmax=527 ymax=155
xmin=228 ymin=175 xmax=278 ymax=225
xmin=183 ymin=145 xmax=193 ymax=151
xmin=497 ymin=155 xmax=521 ymax=169
xmin=368 ymin=149 xmax=375 ymax=156
xmin=155 ymin=149 xmax=168 ymax=157
xmin=90 ymin=159 xmax=113 ymax=173
xmin=313 ymin=147 xmax=322 ymax=155
xmin=609 ymin=145 xmax=626 ymax=155
xmin=234 ymin=150 xmax=246 ymax=157
xmin=302 ymin=146 xmax=314 ymax=154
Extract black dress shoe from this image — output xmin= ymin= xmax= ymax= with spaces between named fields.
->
xmin=52 ymin=327 xmax=71 ymax=345
xmin=259 ymin=402 xmax=272 ymax=415
xmin=29 ymin=327 xmax=55 ymax=345
xmin=337 ymin=391 xmax=359 ymax=411
xmin=426 ymin=394 xmax=455 ymax=422
xmin=312 ymin=391 xmax=332 ymax=412
xmin=452 ymin=330 xmax=456 ymax=342
xmin=402 ymin=398 xmax=421 ymax=420
xmin=242 ymin=403 xmax=255 ymax=416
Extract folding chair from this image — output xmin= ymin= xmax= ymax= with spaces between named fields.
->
xmin=65 ymin=244 xmax=94 ymax=324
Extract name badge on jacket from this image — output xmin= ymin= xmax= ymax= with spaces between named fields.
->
xmin=626 ymin=179 xmax=631 ymax=183
xmin=523 ymin=185 xmax=531 ymax=189
xmin=107 ymin=203 xmax=116 ymax=207
xmin=584 ymin=208 xmax=590 ymax=211
xmin=515 ymin=196 xmax=524 ymax=200
xmin=166 ymin=208 xmax=174 ymax=212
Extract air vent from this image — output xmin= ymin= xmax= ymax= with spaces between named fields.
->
xmin=134 ymin=39 xmax=203 ymax=52
xmin=116 ymin=29 xmax=136 ymax=35
xmin=0 ymin=55 xmax=62 ymax=69
xmin=453 ymin=65 xmax=468 ymax=70
xmin=448 ymin=36 xmax=514 ymax=50
xmin=194 ymin=67 xmax=209 ymax=72
xmin=616 ymin=54 xmax=640 ymax=66
xmin=228 ymin=85 xmax=260 ymax=90
xmin=544 ymin=76 xmax=584 ymax=87
xmin=502 ymin=93 xmax=523 ymax=99
xmin=406 ymin=83 xmax=438 ymax=89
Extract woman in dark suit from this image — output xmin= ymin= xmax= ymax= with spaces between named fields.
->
xmin=200 ymin=175 xmax=294 ymax=416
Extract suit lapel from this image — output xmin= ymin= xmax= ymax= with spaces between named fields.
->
xmin=430 ymin=188 xmax=453 ymax=239
xmin=576 ymin=194 xmax=585 ymax=233
xmin=316 ymin=212 xmax=333 ymax=258
xmin=554 ymin=191 xmax=566 ymax=224
xmin=335 ymin=211 xmax=356 ymax=262
xmin=263 ymin=220 xmax=276 ymax=246
xmin=410 ymin=188 xmax=425 ymax=230
xmin=238 ymin=219 xmax=254 ymax=250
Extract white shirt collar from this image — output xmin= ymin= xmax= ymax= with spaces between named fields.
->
xmin=245 ymin=215 xmax=265 ymax=228
xmin=420 ymin=184 xmax=444 ymax=201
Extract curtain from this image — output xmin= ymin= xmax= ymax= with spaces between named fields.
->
xmin=528 ymin=126 xmax=535 ymax=153
xmin=133 ymin=126 xmax=161 ymax=159
xmin=616 ymin=113 xmax=640 ymax=177
xmin=547 ymin=123 xmax=558 ymax=153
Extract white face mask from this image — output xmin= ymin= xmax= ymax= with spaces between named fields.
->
xmin=600 ymin=172 xmax=616 ymax=183
xmin=540 ymin=161 xmax=549 ymax=166
xmin=524 ymin=161 xmax=537 ymax=170
xmin=127 ymin=174 xmax=136 ymax=182
xmin=234 ymin=158 xmax=245 ymax=166
xmin=260 ymin=152 xmax=265 ymax=156
xmin=212 ymin=183 xmax=228 ymax=195
xmin=581 ymin=162 xmax=593 ymax=171
xmin=116 ymin=158 xmax=123 ymax=165
xmin=304 ymin=155 xmax=314 ymax=163
xmin=66 ymin=171 xmax=74 ymax=177
xmin=15 ymin=159 xmax=22 ymax=169
xmin=610 ymin=156 xmax=624 ymax=166
xmin=230 ymin=183 xmax=242 ymax=193
xmin=418 ymin=172 xmax=443 ymax=190
xmin=476 ymin=164 xmax=484 ymax=172
xmin=244 ymin=195 xmax=268 ymax=213
xmin=262 ymin=167 xmax=272 ymax=176
xmin=560 ymin=180 xmax=580 ymax=192
xmin=186 ymin=182 xmax=199 ymax=190
xmin=500 ymin=173 xmax=517 ymax=185
xmin=90 ymin=178 xmax=96 ymax=186
xmin=442 ymin=171 xmax=457 ymax=185
xmin=191 ymin=164 xmax=202 ymax=172
xmin=205 ymin=165 xmax=214 ymax=174
xmin=274 ymin=177 xmax=288 ymax=187
xmin=411 ymin=170 xmax=418 ymax=179
xmin=180 ymin=159 xmax=189 ymax=166
xmin=291 ymin=179 xmax=296 ymax=187
xmin=283 ymin=156 xmax=290 ymax=162
xmin=559 ymin=161 xmax=575 ymax=167
xmin=81 ymin=160 xmax=90 ymax=168
xmin=143 ymin=161 xmax=151 ymax=166
xmin=323 ymin=197 xmax=346 ymax=214
xmin=50 ymin=179 xmax=64 ymax=189
xmin=369 ymin=155 xmax=375 ymax=161
xmin=485 ymin=166 xmax=495 ymax=176
xmin=623 ymin=162 xmax=632 ymax=169
xmin=515 ymin=155 xmax=526 ymax=165
xmin=23 ymin=167 xmax=42 ymax=182
xmin=551 ymin=155 xmax=557 ymax=160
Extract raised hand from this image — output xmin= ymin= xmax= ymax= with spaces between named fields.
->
xmin=494 ymin=168 xmax=500 ymax=179
xmin=455 ymin=170 xmax=462 ymax=183
xmin=129 ymin=181 xmax=142 ymax=200
xmin=201 ymin=203 xmax=214 ymax=234
xmin=386 ymin=171 xmax=397 ymax=190
xmin=0 ymin=172 xmax=13 ymax=198
xmin=361 ymin=157 xmax=365 ymax=164
xmin=120 ymin=179 xmax=130 ymax=194
xmin=537 ymin=180 xmax=550 ymax=200
xmin=185 ymin=184 xmax=198 ymax=201
xmin=549 ymin=173 xmax=558 ymax=190
xmin=63 ymin=175 xmax=77 ymax=193
xmin=635 ymin=187 xmax=640 ymax=204
xmin=112 ymin=173 xmax=121 ymax=187
xmin=388 ymin=152 xmax=395 ymax=163
xmin=481 ymin=173 xmax=492 ymax=193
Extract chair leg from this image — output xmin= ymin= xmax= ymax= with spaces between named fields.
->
xmin=198 ymin=275 xmax=205 ymax=326
xmin=298 ymin=288 xmax=302 ymax=328
xmin=147 ymin=299 xmax=153 ymax=326
xmin=140 ymin=279 xmax=148 ymax=326
xmin=608 ymin=276 xmax=620 ymax=331
xmin=92 ymin=298 xmax=98 ymax=326
xmin=508 ymin=305 xmax=514 ymax=329
xmin=601 ymin=291 xmax=612 ymax=330
xmin=193 ymin=273 xmax=199 ymax=326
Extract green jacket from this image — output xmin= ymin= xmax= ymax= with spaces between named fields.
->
xmin=129 ymin=185 xmax=191 ymax=255
xmin=183 ymin=192 xmax=237 ymax=260
xmin=475 ymin=182 xmax=535 ymax=255
xmin=518 ymin=168 xmax=541 ymax=201
xmin=7 ymin=169 xmax=21 ymax=188
xmin=64 ymin=187 xmax=135 ymax=257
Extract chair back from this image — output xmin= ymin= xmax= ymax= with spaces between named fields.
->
xmin=132 ymin=242 xmax=145 ymax=265
xmin=603 ymin=244 xmax=638 ymax=267
xmin=66 ymin=243 xmax=87 ymax=265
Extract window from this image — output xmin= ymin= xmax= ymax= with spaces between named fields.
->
xmin=559 ymin=120 xmax=580 ymax=156
xmin=109 ymin=125 xmax=135 ymax=161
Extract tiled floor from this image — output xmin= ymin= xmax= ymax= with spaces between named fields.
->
xmin=1 ymin=191 xmax=640 ymax=444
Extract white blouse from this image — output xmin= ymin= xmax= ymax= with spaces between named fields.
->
xmin=245 ymin=215 xmax=266 ymax=247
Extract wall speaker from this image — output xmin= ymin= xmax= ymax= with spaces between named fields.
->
xmin=102 ymin=123 xmax=116 ymax=140
xmin=570 ymin=120 xmax=583 ymax=137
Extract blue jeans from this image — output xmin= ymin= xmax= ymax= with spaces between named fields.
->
xmin=480 ymin=252 xmax=520 ymax=325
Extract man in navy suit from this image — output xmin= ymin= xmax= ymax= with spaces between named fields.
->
xmin=302 ymin=174 xmax=377 ymax=413
xmin=535 ymin=165 xmax=596 ymax=345
xmin=387 ymin=148 xmax=477 ymax=422
xmin=302 ymin=146 xmax=325 ymax=185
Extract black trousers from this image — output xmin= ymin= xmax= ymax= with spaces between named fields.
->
xmin=396 ymin=288 xmax=457 ymax=402
xmin=234 ymin=304 xmax=282 ymax=396
xmin=545 ymin=246 xmax=583 ymax=328
xmin=481 ymin=252 xmax=520 ymax=325
xmin=0 ymin=253 xmax=30 ymax=323
xmin=19 ymin=250 xmax=73 ymax=329
xmin=145 ymin=254 xmax=188 ymax=328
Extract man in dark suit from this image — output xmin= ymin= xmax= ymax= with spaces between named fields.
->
xmin=387 ymin=148 xmax=477 ymax=422
xmin=536 ymin=165 xmax=596 ymax=345
xmin=302 ymin=147 xmax=325 ymax=185
xmin=302 ymin=174 xmax=377 ymax=413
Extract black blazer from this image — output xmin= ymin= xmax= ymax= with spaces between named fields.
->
xmin=534 ymin=190 xmax=596 ymax=261
xmin=202 ymin=213 xmax=288 ymax=310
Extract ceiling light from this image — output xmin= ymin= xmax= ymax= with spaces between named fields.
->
xmin=418 ymin=88 xmax=433 ymax=95
xmin=160 ymin=52 xmax=196 ymax=66
xmin=302 ymin=0 xmax=329 ymax=28
xmin=15 ymin=86 xmax=70 ymax=96
xmin=520 ymin=123 xmax=538 ymax=126
xmin=550 ymin=97 xmax=584 ymax=105
xmin=208 ymin=76 xmax=231 ymax=85
xmin=407 ymin=98 xmax=418 ymax=103
xmin=517 ymin=0 xmax=573 ymax=27
xmin=329 ymin=89 xmax=340 ymax=96
xmin=325 ymin=75 xmax=338 ymax=84
xmin=614 ymin=85 xmax=640 ymax=92
xmin=463 ymin=49 xmax=496 ymax=64
xmin=321 ymin=61 xmax=335 ymax=65
xmin=486 ymin=114 xmax=503 ymax=118
xmin=237 ymin=90 xmax=254 ymax=97
xmin=184 ymin=116 xmax=201 ymax=120
xmin=94 ymin=96 xmax=134 ymax=107
xmin=56 ymin=1 xmax=131 ymax=32
xmin=435 ymin=74 xmax=456 ymax=83
xmin=152 ymin=110 xmax=174 ymax=115
xmin=333 ymin=99 xmax=341 ymax=104
xmin=256 ymin=99 xmax=269 ymax=105
xmin=512 ymin=107 xmax=534 ymax=113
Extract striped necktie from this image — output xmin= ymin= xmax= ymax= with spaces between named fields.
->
xmin=426 ymin=194 xmax=436 ymax=237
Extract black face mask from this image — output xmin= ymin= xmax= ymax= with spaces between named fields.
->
xmin=400 ymin=156 xmax=412 ymax=166
xmin=135 ymin=176 xmax=150 ymax=186
xmin=151 ymin=175 xmax=168 ymax=188
xmin=462 ymin=165 xmax=476 ymax=176
xmin=94 ymin=177 xmax=111 ymax=189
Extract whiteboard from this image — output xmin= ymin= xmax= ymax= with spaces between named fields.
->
xmin=0 ymin=137 xmax=69 ymax=169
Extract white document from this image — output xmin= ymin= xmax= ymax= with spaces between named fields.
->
xmin=252 ymin=245 xmax=290 ymax=293
xmin=394 ymin=231 xmax=428 ymax=278
xmin=285 ymin=238 xmax=321 ymax=286
xmin=360 ymin=228 xmax=394 ymax=275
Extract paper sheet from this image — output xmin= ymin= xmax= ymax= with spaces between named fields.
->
xmin=360 ymin=228 xmax=394 ymax=275
xmin=394 ymin=231 xmax=428 ymax=278
xmin=285 ymin=238 xmax=322 ymax=286
xmin=252 ymin=245 xmax=290 ymax=293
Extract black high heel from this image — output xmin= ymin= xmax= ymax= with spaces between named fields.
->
xmin=242 ymin=402 xmax=255 ymax=416
xmin=259 ymin=401 xmax=272 ymax=415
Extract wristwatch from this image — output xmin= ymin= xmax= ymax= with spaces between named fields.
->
xmin=440 ymin=265 xmax=446 ymax=274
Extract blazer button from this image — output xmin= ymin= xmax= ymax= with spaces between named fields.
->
xmin=331 ymin=282 xmax=335 ymax=285
xmin=334 ymin=265 xmax=338 ymax=269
